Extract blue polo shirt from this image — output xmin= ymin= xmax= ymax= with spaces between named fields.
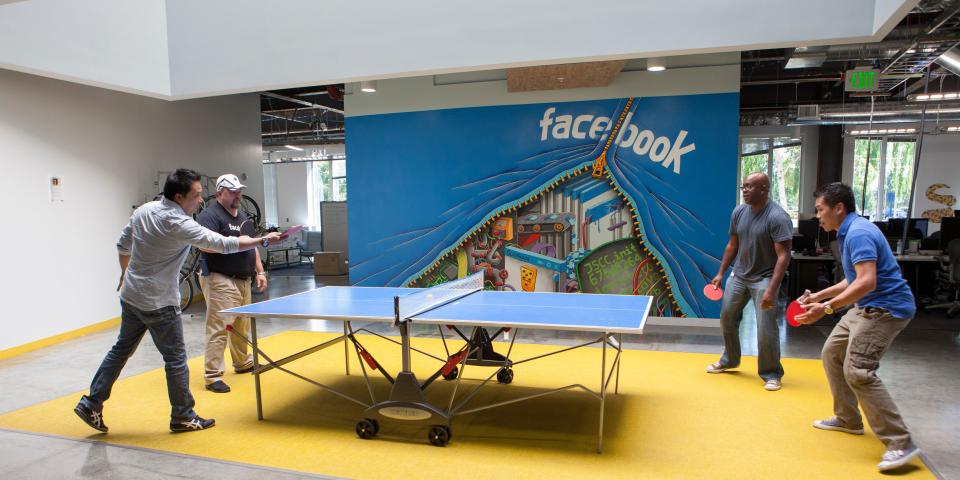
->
xmin=837 ymin=213 xmax=915 ymax=319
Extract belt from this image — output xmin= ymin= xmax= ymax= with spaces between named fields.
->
xmin=206 ymin=272 xmax=252 ymax=281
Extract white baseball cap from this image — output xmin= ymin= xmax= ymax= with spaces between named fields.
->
xmin=216 ymin=174 xmax=246 ymax=191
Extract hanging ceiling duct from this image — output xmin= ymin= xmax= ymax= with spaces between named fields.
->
xmin=787 ymin=99 xmax=960 ymax=125
xmin=935 ymin=46 xmax=960 ymax=75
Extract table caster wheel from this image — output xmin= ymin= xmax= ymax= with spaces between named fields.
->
xmin=356 ymin=418 xmax=378 ymax=439
xmin=496 ymin=367 xmax=514 ymax=384
xmin=428 ymin=425 xmax=451 ymax=446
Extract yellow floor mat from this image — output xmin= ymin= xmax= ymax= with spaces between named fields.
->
xmin=0 ymin=331 xmax=932 ymax=479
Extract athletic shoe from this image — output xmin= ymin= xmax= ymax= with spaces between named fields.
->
xmin=706 ymin=362 xmax=735 ymax=374
xmin=764 ymin=379 xmax=782 ymax=391
xmin=878 ymin=446 xmax=920 ymax=471
xmin=205 ymin=380 xmax=230 ymax=393
xmin=235 ymin=364 xmax=254 ymax=374
xmin=812 ymin=417 xmax=865 ymax=435
xmin=170 ymin=416 xmax=215 ymax=433
xmin=74 ymin=401 xmax=108 ymax=433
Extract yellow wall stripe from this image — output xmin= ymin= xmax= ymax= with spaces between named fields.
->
xmin=0 ymin=316 xmax=121 ymax=361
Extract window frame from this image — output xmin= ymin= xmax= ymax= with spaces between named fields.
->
xmin=737 ymin=135 xmax=804 ymax=225
xmin=851 ymin=135 xmax=917 ymax=221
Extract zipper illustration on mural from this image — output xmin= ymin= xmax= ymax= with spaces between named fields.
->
xmin=408 ymin=98 xmax=681 ymax=317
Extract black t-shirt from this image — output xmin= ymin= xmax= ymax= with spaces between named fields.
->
xmin=196 ymin=201 xmax=256 ymax=277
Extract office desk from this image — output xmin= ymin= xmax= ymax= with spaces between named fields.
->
xmin=789 ymin=252 xmax=938 ymax=302
xmin=894 ymin=254 xmax=938 ymax=302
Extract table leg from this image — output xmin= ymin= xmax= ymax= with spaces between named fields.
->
xmin=598 ymin=332 xmax=607 ymax=454
xmin=252 ymin=317 xmax=263 ymax=420
xmin=343 ymin=322 xmax=350 ymax=376
xmin=615 ymin=333 xmax=622 ymax=395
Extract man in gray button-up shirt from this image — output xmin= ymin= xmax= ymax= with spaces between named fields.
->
xmin=74 ymin=169 xmax=281 ymax=434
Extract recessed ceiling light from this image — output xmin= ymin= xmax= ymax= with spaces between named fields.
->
xmin=647 ymin=57 xmax=666 ymax=72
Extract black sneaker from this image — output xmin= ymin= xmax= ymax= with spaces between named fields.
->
xmin=205 ymin=380 xmax=231 ymax=393
xmin=234 ymin=365 xmax=254 ymax=374
xmin=170 ymin=416 xmax=215 ymax=433
xmin=74 ymin=401 xmax=108 ymax=433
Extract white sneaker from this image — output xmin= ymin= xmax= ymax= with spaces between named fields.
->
xmin=877 ymin=446 xmax=920 ymax=471
xmin=812 ymin=417 xmax=865 ymax=435
xmin=706 ymin=362 xmax=734 ymax=374
xmin=764 ymin=379 xmax=782 ymax=391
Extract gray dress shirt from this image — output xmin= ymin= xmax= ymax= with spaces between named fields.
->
xmin=117 ymin=198 xmax=241 ymax=312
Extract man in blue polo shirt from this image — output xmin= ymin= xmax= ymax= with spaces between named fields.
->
xmin=795 ymin=182 xmax=918 ymax=472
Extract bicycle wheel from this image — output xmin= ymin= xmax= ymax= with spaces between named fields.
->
xmin=183 ymin=247 xmax=201 ymax=276
xmin=179 ymin=274 xmax=194 ymax=311
xmin=241 ymin=195 xmax=262 ymax=227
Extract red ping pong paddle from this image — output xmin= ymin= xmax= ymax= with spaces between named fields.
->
xmin=786 ymin=300 xmax=806 ymax=327
xmin=703 ymin=284 xmax=723 ymax=301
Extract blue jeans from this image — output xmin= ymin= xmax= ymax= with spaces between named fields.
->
xmin=80 ymin=301 xmax=196 ymax=422
xmin=718 ymin=275 xmax=784 ymax=381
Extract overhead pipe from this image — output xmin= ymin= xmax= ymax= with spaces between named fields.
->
xmin=261 ymin=92 xmax=344 ymax=114
xmin=901 ymin=66 xmax=932 ymax=254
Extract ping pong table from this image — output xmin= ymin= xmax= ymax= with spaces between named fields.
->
xmin=222 ymin=272 xmax=650 ymax=452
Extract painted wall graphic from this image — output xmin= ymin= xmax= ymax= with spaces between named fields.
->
xmin=921 ymin=183 xmax=956 ymax=223
xmin=346 ymin=94 xmax=739 ymax=318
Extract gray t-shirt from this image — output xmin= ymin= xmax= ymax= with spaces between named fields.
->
xmin=729 ymin=202 xmax=793 ymax=282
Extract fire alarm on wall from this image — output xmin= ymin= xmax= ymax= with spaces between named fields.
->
xmin=50 ymin=176 xmax=64 ymax=202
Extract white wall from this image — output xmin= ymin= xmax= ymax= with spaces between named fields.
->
xmin=150 ymin=96 xmax=265 ymax=207
xmin=739 ymin=125 xmax=821 ymax=217
xmin=0 ymin=68 xmax=261 ymax=351
xmin=274 ymin=162 xmax=310 ymax=229
xmin=0 ymin=0 xmax=170 ymax=97
xmin=875 ymin=0 xmax=918 ymax=36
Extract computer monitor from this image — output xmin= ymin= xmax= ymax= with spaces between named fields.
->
xmin=873 ymin=221 xmax=888 ymax=235
xmin=910 ymin=218 xmax=929 ymax=238
xmin=797 ymin=219 xmax=819 ymax=240
xmin=886 ymin=218 xmax=924 ymax=239
xmin=792 ymin=234 xmax=814 ymax=253
xmin=886 ymin=218 xmax=906 ymax=238
xmin=940 ymin=216 xmax=960 ymax=250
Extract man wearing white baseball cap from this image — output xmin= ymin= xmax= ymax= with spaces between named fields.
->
xmin=195 ymin=173 xmax=266 ymax=393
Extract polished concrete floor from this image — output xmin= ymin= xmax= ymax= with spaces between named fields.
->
xmin=1 ymin=274 xmax=958 ymax=479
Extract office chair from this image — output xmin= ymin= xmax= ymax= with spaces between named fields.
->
xmin=829 ymin=239 xmax=844 ymax=283
xmin=297 ymin=230 xmax=324 ymax=264
xmin=926 ymin=239 xmax=960 ymax=318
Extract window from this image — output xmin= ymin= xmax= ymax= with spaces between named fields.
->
xmin=262 ymin=163 xmax=279 ymax=227
xmin=852 ymin=138 xmax=915 ymax=220
xmin=307 ymin=159 xmax=348 ymax=228
xmin=739 ymin=136 xmax=802 ymax=222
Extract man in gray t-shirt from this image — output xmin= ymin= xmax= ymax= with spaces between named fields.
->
xmin=706 ymin=172 xmax=793 ymax=391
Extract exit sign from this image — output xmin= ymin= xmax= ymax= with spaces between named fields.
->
xmin=845 ymin=69 xmax=880 ymax=92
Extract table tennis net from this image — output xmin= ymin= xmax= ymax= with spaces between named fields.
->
xmin=396 ymin=271 xmax=484 ymax=321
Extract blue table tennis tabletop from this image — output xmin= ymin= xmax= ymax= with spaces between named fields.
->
xmin=223 ymin=286 xmax=650 ymax=334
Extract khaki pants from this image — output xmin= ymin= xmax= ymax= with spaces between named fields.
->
xmin=821 ymin=306 xmax=913 ymax=450
xmin=199 ymin=273 xmax=254 ymax=385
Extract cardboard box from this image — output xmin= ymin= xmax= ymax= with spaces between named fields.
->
xmin=313 ymin=251 xmax=348 ymax=275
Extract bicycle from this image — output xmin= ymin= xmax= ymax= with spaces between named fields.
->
xmin=178 ymin=248 xmax=201 ymax=311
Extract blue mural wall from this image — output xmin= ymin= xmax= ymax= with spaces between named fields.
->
xmin=346 ymin=94 xmax=738 ymax=318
